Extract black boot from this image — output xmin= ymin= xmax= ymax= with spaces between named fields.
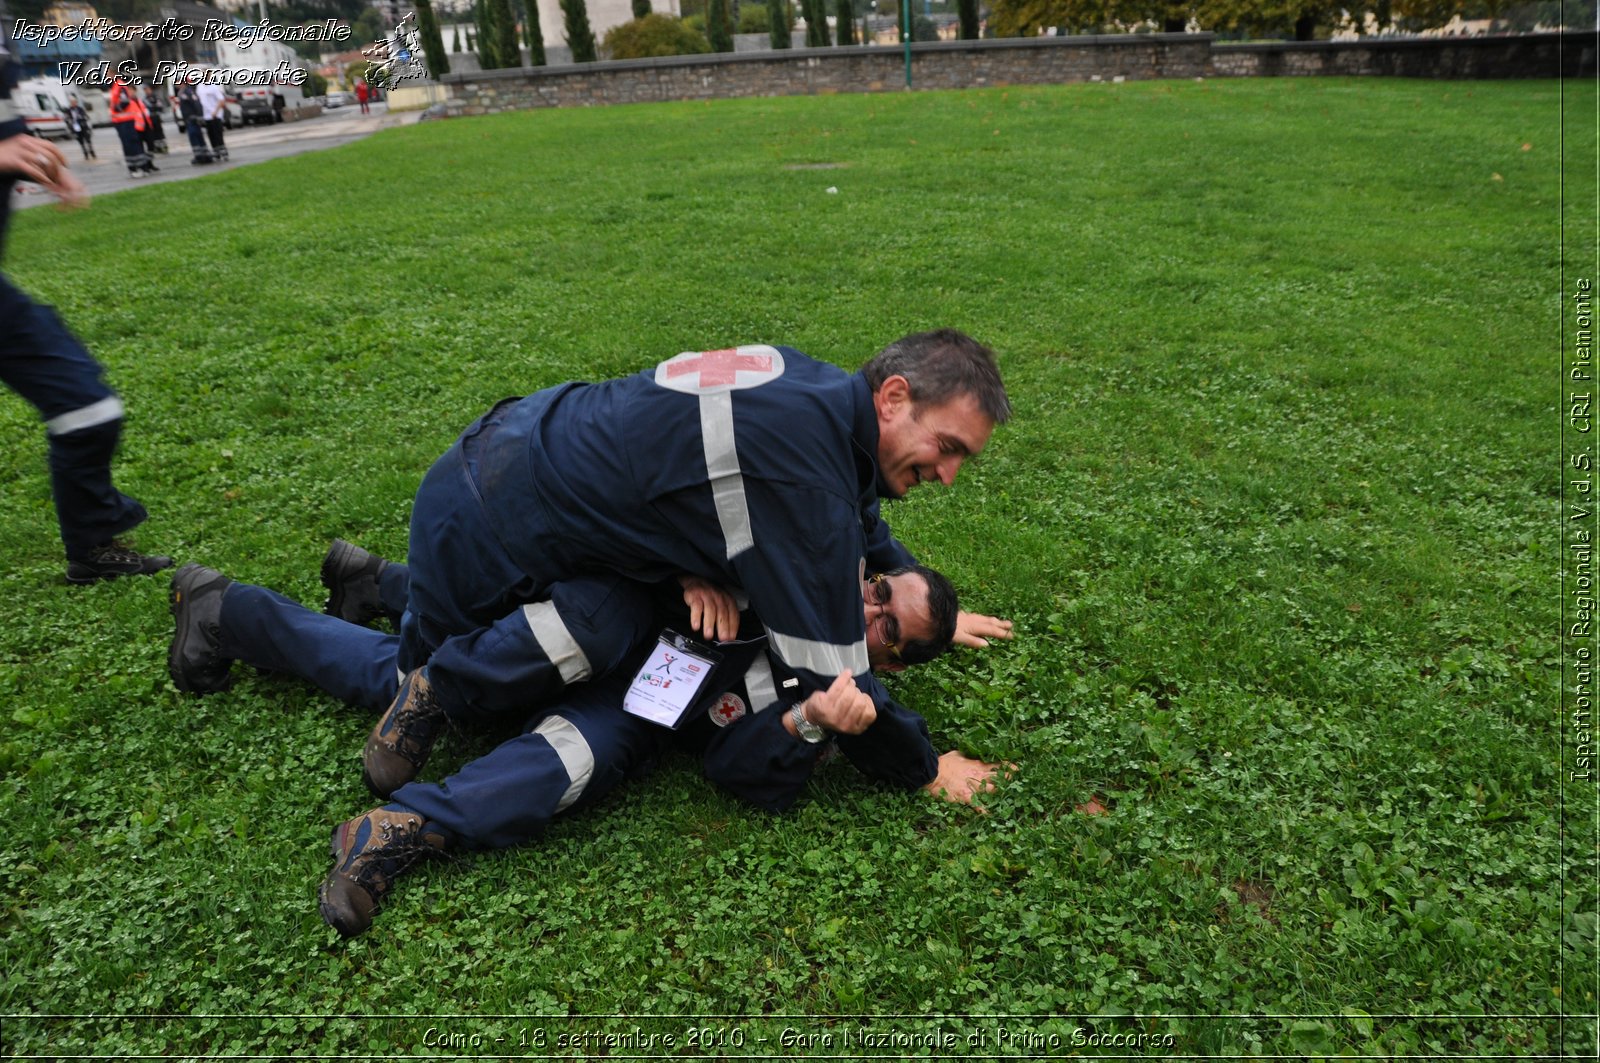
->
xmin=321 ymin=539 xmax=391 ymax=626
xmin=67 ymin=540 xmax=173 ymax=584
xmin=167 ymin=563 xmax=235 ymax=694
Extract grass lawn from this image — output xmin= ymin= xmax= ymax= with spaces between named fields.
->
xmin=0 ymin=76 xmax=1592 ymax=1056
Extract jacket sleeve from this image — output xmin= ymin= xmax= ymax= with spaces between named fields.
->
xmin=834 ymin=697 xmax=937 ymax=790
xmin=701 ymin=705 xmax=826 ymax=813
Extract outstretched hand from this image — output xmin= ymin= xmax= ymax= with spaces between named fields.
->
xmin=0 ymin=134 xmax=87 ymax=209
xmin=921 ymin=750 xmax=1014 ymax=805
xmin=954 ymin=610 xmax=1014 ymax=649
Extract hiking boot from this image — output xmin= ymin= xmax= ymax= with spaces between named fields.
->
xmin=321 ymin=539 xmax=389 ymax=626
xmin=167 ymin=563 xmax=234 ymax=694
xmin=318 ymin=807 xmax=448 ymax=938
xmin=67 ymin=541 xmax=173 ymax=585
xmin=363 ymin=668 xmax=446 ymax=799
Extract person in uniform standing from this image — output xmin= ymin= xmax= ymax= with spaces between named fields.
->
xmin=0 ymin=14 xmax=171 ymax=582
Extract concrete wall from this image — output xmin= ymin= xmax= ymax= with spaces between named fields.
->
xmin=420 ymin=32 xmax=1595 ymax=119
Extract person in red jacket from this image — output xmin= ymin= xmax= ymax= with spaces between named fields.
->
xmin=354 ymin=79 xmax=370 ymax=115
xmin=109 ymin=75 xmax=157 ymax=178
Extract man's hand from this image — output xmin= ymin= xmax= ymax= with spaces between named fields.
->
xmin=677 ymin=575 xmax=739 ymax=642
xmin=0 ymin=135 xmax=88 ymax=209
xmin=954 ymin=610 xmax=1013 ymax=649
xmin=787 ymin=670 xmax=876 ymax=736
xmin=921 ymin=750 xmax=1012 ymax=805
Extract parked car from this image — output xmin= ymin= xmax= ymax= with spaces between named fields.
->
xmin=323 ymin=91 xmax=356 ymax=109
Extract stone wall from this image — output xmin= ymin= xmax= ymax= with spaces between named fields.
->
xmin=421 ymin=32 xmax=1595 ymax=117
xmin=1211 ymin=32 xmax=1594 ymax=79
xmin=434 ymin=34 xmax=1215 ymax=116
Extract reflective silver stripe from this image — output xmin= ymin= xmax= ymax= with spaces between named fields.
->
xmin=699 ymin=391 xmax=754 ymax=559
xmin=45 ymin=396 xmax=123 ymax=436
xmin=535 ymin=714 xmax=594 ymax=811
xmin=742 ymin=653 xmax=778 ymax=714
xmin=521 ymin=600 xmax=591 ymax=684
xmin=765 ymin=627 xmax=869 ymax=679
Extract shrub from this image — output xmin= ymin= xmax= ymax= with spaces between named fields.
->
xmin=737 ymin=3 xmax=769 ymax=33
xmin=603 ymin=13 xmax=712 ymax=58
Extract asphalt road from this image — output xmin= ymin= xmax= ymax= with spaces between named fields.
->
xmin=12 ymin=101 xmax=417 ymax=211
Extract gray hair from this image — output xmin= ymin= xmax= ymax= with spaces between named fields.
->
xmin=861 ymin=329 xmax=1011 ymax=425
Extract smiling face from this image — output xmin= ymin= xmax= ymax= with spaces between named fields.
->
xmin=860 ymin=571 xmax=935 ymax=672
xmin=872 ymin=376 xmax=995 ymax=499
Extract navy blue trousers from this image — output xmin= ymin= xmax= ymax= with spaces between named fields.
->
xmin=0 ymin=274 xmax=148 ymax=560
xmin=391 ymin=669 xmax=670 ymax=850
xmin=112 ymin=121 xmax=149 ymax=171
xmin=219 ymin=569 xmax=656 ymax=724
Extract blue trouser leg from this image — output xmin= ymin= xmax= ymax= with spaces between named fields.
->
xmin=0 ymin=276 xmax=147 ymax=560
xmin=217 ymin=582 xmax=400 ymax=712
xmin=423 ymin=574 xmax=657 ymax=720
xmin=391 ymin=673 xmax=667 ymax=850
xmin=113 ymin=121 xmax=149 ymax=171
xmin=185 ymin=117 xmax=211 ymax=159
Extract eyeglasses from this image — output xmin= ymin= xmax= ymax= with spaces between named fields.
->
xmin=867 ymin=574 xmax=903 ymax=664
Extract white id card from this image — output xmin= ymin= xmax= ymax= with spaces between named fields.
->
xmin=623 ymin=630 xmax=722 ymax=729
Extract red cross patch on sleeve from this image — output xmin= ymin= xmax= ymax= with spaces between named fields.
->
xmin=654 ymin=345 xmax=786 ymax=395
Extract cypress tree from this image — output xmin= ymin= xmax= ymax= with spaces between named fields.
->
xmin=561 ymin=0 xmax=598 ymax=62
xmin=833 ymin=0 xmax=853 ymax=44
xmin=706 ymin=0 xmax=732 ymax=51
xmin=473 ymin=0 xmax=493 ymax=63
xmin=803 ymin=0 xmax=829 ymax=46
xmin=415 ymin=0 xmax=451 ymax=76
xmin=767 ymin=0 xmax=789 ymax=48
xmin=452 ymin=25 xmax=461 ymax=51
xmin=489 ymin=0 xmax=520 ymax=65
xmin=524 ymin=0 xmax=546 ymax=65
xmin=956 ymin=0 xmax=978 ymax=39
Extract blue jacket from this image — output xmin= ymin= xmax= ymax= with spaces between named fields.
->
xmin=469 ymin=345 xmax=933 ymax=787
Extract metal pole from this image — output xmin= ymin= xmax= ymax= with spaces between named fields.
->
xmin=901 ymin=0 xmax=911 ymax=87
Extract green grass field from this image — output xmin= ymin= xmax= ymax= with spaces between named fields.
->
xmin=0 ymin=77 xmax=1592 ymax=1057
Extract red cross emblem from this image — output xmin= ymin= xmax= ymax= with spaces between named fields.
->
xmin=654 ymin=345 xmax=786 ymax=395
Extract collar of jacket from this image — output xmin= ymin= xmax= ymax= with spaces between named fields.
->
xmin=847 ymin=370 xmax=892 ymax=502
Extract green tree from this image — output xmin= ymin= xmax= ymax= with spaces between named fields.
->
xmin=352 ymin=7 xmax=388 ymax=44
xmin=603 ymin=12 xmax=714 ymax=56
xmin=957 ymin=0 xmax=981 ymax=36
xmin=633 ymin=0 xmax=654 ymax=15
xmin=707 ymin=0 xmax=735 ymax=49
xmin=490 ymin=0 xmax=523 ymax=65
xmin=769 ymin=0 xmax=794 ymax=45
xmin=415 ymin=0 xmax=453 ymax=77
xmin=525 ymin=0 xmax=548 ymax=65
xmin=453 ymin=25 xmax=463 ymax=51
xmin=835 ymin=0 xmax=857 ymax=42
xmin=803 ymin=0 xmax=832 ymax=44
xmin=562 ymin=0 xmax=600 ymax=61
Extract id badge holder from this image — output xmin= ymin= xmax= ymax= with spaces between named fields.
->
xmin=623 ymin=629 xmax=724 ymax=729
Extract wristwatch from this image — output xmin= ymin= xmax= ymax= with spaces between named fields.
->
xmin=789 ymin=702 xmax=826 ymax=744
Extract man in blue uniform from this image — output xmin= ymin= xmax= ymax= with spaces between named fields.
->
xmin=0 ymin=11 xmax=172 ymax=584
xmin=367 ymin=331 xmax=1010 ymax=803
xmin=167 ymin=544 xmax=994 ymax=937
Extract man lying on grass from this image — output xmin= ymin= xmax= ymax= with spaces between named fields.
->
xmin=169 ymin=544 xmax=1010 ymax=937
